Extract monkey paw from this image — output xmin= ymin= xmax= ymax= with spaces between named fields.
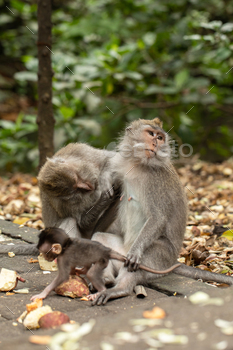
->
xmin=30 ymin=294 xmax=46 ymax=302
xmin=92 ymin=287 xmax=131 ymax=306
xmin=125 ymin=253 xmax=141 ymax=272
xmin=87 ymin=292 xmax=100 ymax=301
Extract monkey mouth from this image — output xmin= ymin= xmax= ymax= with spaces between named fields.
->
xmin=145 ymin=149 xmax=156 ymax=155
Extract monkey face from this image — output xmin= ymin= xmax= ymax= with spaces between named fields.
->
xmin=42 ymin=251 xmax=58 ymax=262
xmin=143 ymin=127 xmax=165 ymax=158
xmin=39 ymin=242 xmax=59 ymax=262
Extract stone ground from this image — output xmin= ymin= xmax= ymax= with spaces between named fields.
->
xmin=0 ymin=222 xmax=233 ymax=350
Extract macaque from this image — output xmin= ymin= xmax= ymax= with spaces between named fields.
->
xmin=31 ymin=227 xmax=181 ymax=301
xmin=92 ymin=117 xmax=233 ymax=306
xmin=38 ymin=143 xmax=120 ymax=238
xmin=0 ymin=143 xmax=120 ymax=255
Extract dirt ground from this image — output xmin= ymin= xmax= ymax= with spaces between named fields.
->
xmin=1 ymin=232 xmax=233 ymax=350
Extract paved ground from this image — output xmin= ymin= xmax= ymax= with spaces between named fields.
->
xmin=1 ymin=222 xmax=233 ymax=350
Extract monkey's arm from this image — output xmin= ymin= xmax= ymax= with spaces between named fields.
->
xmin=80 ymin=187 xmax=120 ymax=234
xmin=31 ymin=260 xmax=70 ymax=301
xmin=125 ymin=215 xmax=166 ymax=272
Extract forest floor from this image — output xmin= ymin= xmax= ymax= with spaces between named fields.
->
xmin=0 ymin=159 xmax=233 ymax=349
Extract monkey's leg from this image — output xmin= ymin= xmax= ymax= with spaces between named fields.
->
xmin=92 ymin=232 xmax=125 ymax=285
xmin=92 ymin=239 xmax=178 ymax=306
xmin=86 ymin=261 xmax=109 ymax=301
xmin=92 ymin=268 xmax=144 ymax=305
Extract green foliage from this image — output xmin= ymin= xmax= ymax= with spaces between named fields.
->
xmin=0 ymin=0 xmax=233 ymax=171
xmin=0 ymin=114 xmax=38 ymax=172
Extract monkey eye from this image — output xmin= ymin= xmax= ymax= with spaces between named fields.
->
xmin=157 ymin=135 xmax=164 ymax=141
xmin=148 ymin=130 xmax=154 ymax=136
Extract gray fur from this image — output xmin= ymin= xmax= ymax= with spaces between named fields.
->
xmin=0 ymin=143 xmax=120 ymax=255
xmin=92 ymin=118 xmax=233 ymax=306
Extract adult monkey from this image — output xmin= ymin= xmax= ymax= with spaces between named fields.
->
xmin=0 ymin=143 xmax=120 ymax=255
xmin=92 ymin=117 xmax=233 ymax=305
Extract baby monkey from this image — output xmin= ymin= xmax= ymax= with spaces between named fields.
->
xmin=31 ymin=228 xmax=181 ymax=302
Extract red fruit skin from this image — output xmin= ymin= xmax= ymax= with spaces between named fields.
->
xmin=55 ymin=275 xmax=89 ymax=298
xmin=39 ymin=311 xmax=70 ymax=329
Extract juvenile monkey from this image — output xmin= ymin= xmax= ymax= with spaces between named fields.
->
xmin=92 ymin=118 xmax=233 ymax=305
xmin=30 ymin=227 xmax=181 ymax=301
xmin=0 ymin=143 xmax=120 ymax=255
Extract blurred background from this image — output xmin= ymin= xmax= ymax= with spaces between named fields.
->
xmin=0 ymin=0 xmax=233 ymax=173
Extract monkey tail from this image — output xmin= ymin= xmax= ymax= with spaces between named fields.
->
xmin=110 ymin=250 xmax=126 ymax=263
xmin=0 ymin=244 xmax=39 ymax=255
xmin=173 ymin=264 xmax=233 ymax=285
xmin=139 ymin=263 xmax=181 ymax=275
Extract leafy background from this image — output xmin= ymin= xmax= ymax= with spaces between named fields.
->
xmin=0 ymin=0 xmax=233 ymax=172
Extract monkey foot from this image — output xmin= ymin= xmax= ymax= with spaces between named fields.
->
xmin=120 ymin=194 xmax=124 ymax=201
xmin=87 ymin=292 xmax=100 ymax=301
xmin=128 ymin=196 xmax=132 ymax=201
xmin=92 ymin=287 xmax=131 ymax=306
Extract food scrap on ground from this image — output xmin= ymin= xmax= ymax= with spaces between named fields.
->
xmin=38 ymin=253 xmax=58 ymax=271
xmin=143 ymin=306 xmax=166 ymax=319
xmin=0 ymin=268 xmax=25 ymax=292
xmin=55 ymin=275 xmax=90 ymax=298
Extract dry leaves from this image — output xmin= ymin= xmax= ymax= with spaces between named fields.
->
xmin=0 ymin=173 xmax=42 ymax=230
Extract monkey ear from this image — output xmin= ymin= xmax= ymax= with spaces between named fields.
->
xmin=52 ymin=243 xmax=62 ymax=255
xmin=126 ymin=126 xmax=133 ymax=133
xmin=75 ymin=181 xmax=94 ymax=191
xmin=153 ymin=118 xmax=163 ymax=128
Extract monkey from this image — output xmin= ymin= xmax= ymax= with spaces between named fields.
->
xmin=91 ymin=117 xmax=233 ymax=306
xmin=0 ymin=143 xmax=121 ymax=255
xmin=39 ymin=143 xmax=121 ymax=237
xmin=30 ymin=227 xmax=181 ymax=301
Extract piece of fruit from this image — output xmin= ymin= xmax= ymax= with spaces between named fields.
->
xmin=0 ymin=268 xmax=25 ymax=292
xmin=39 ymin=311 xmax=70 ymax=329
xmin=55 ymin=275 xmax=89 ymax=298
xmin=23 ymin=305 xmax=52 ymax=329
xmin=38 ymin=253 xmax=58 ymax=271
xmin=29 ymin=335 xmax=51 ymax=345
xmin=143 ymin=306 xmax=166 ymax=319
xmin=26 ymin=298 xmax=43 ymax=313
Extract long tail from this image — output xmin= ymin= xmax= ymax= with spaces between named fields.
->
xmin=110 ymin=250 xmax=126 ymax=262
xmin=110 ymin=250 xmax=181 ymax=275
xmin=174 ymin=264 xmax=233 ymax=285
xmin=138 ymin=263 xmax=181 ymax=275
xmin=0 ymin=244 xmax=39 ymax=255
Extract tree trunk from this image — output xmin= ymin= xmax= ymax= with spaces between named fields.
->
xmin=37 ymin=0 xmax=55 ymax=169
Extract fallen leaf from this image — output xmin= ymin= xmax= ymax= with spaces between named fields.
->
xmin=13 ymin=217 xmax=30 ymax=225
xmin=221 ymin=230 xmax=233 ymax=241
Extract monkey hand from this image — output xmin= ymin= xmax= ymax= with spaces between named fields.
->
xmin=91 ymin=286 xmax=131 ymax=306
xmin=125 ymin=251 xmax=142 ymax=272
xmin=30 ymin=293 xmax=47 ymax=302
